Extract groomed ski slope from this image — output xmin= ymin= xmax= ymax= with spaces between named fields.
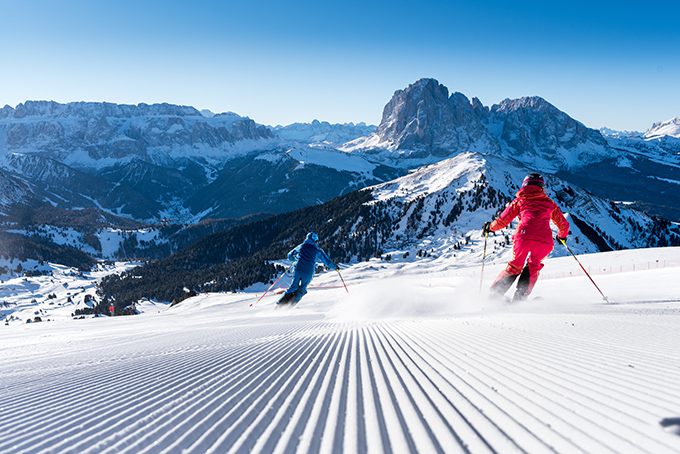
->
xmin=2 ymin=247 xmax=680 ymax=454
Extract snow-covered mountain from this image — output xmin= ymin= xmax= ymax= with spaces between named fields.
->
xmin=341 ymin=78 xmax=680 ymax=222
xmin=363 ymin=152 xmax=678 ymax=261
xmin=0 ymin=101 xmax=397 ymax=223
xmin=645 ymin=117 xmax=680 ymax=140
xmin=343 ymin=78 xmax=611 ymax=171
xmin=600 ymin=127 xmax=643 ymax=139
xmin=0 ymin=101 xmax=276 ymax=165
xmin=269 ymin=120 xmax=376 ymax=145
xmin=1 ymin=80 xmax=679 ymax=274
xmin=487 ymin=96 xmax=610 ymax=170
xmin=587 ymin=118 xmax=680 ymax=221
xmin=342 ymin=79 xmax=500 ymax=166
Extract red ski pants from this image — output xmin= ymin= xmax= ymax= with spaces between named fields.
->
xmin=492 ymin=238 xmax=553 ymax=295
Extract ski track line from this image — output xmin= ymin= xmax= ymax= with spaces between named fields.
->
xmin=366 ymin=325 xmax=444 ymax=454
xmin=379 ymin=322 xmax=563 ymax=454
xmin=458 ymin=316 xmax=680 ymax=412
xmin=102 ymin=328 xmax=313 ymax=454
xmin=1 ymin=323 xmax=305 ymax=440
xmin=507 ymin=313 xmax=680 ymax=385
xmin=443 ymin=314 xmax=680 ymax=407
xmin=440 ymin=320 xmax=676 ymax=446
xmin=0 ymin=321 xmax=314 ymax=454
xmin=443 ymin=321 xmax=669 ymax=418
xmin=2 ymin=313 xmax=680 ymax=454
xmin=413 ymin=322 xmax=646 ymax=453
xmin=120 ymin=321 xmax=328 ymax=454
xmin=368 ymin=325 xmax=487 ymax=454
xmin=410 ymin=318 xmax=680 ymax=453
xmin=153 ymin=324 xmax=331 ymax=454
xmin=219 ymin=328 xmax=345 ymax=453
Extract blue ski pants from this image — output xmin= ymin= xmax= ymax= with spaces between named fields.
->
xmin=285 ymin=270 xmax=313 ymax=303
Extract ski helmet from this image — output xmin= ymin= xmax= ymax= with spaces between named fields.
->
xmin=306 ymin=232 xmax=319 ymax=242
xmin=522 ymin=173 xmax=545 ymax=189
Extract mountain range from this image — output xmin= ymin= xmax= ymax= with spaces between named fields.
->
xmin=1 ymin=78 xmax=679 ymax=275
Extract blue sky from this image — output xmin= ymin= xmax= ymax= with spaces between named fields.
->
xmin=2 ymin=0 xmax=678 ymax=131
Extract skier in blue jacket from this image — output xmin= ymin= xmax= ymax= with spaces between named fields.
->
xmin=278 ymin=232 xmax=337 ymax=305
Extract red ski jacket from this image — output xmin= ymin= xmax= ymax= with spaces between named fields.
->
xmin=490 ymin=185 xmax=569 ymax=244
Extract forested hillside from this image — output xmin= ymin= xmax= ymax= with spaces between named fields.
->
xmin=97 ymin=190 xmax=388 ymax=312
xmin=96 ymin=154 xmax=680 ymax=314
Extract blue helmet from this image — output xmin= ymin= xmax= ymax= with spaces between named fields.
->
xmin=306 ymin=232 xmax=319 ymax=242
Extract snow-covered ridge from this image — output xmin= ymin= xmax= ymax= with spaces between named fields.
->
xmin=0 ymin=100 xmax=279 ymax=166
xmin=645 ymin=117 xmax=680 ymax=140
xmin=285 ymin=147 xmax=377 ymax=174
xmin=1 ymin=100 xmax=202 ymax=119
xmin=600 ymin=127 xmax=643 ymax=138
xmin=270 ymin=119 xmax=376 ymax=145
xmin=364 ymin=152 xmax=679 ymax=259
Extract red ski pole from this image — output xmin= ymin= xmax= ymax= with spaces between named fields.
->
xmin=558 ymin=237 xmax=609 ymax=302
xmin=251 ymin=265 xmax=290 ymax=307
xmin=479 ymin=230 xmax=489 ymax=293
xmin=336 ymin=268 xmax=349 ymax=293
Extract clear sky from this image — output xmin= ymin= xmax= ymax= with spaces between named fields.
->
xmin=1 ymin=0 xmax=678 ymax=131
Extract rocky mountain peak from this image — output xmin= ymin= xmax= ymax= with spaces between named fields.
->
xmin=376 ymin=78 xmax=449 ymax=140
xmin=350 ymin=79 xmax=611 ymax=170
xmin=362 ymin=78 xmax=496 ymax=160
xmin=489 ymin=95 xmax=608 ymax=166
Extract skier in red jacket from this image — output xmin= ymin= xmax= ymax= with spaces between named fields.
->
xmin=483 ymin=173 xmax=570 ymax=302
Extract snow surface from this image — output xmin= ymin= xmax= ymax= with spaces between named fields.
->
xmin=2 ymin=247 xmax=680 ymax=453
xmin=286 ymin=147 xmax=377 ymax=174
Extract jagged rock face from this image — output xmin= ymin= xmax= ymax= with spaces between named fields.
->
xmin=2 ymin=100 xmax=202 ymax=119
xmin=0 ymin=101 xmax=401 ymax=222
xmin=0 ymin=101 xmax=283 ymax=221
xmin=0 ymin=101 xmax=276 ymax=163
xmin=374 ymin=78 xmax=496 ymax=158
xmin=490 ymin=97 xmax=608 ymax=158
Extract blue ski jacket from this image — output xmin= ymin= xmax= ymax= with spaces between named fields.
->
xmin=287 ymin=239 xmax=336 ymax=275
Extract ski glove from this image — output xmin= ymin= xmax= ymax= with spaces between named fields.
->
xmin=482 ymin=221 xmax=492 ymax=234
xmin=555 ymin=235 xmax=567 ymax=244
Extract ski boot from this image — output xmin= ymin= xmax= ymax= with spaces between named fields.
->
xmin=277 ymin=291 xmax=297 ymax=306
xmin=511 ymin=290 xmax=528 ymax=303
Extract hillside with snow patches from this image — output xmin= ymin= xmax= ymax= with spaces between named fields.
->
xmin=364 ymin=152 xmax=679 ymax=260
xmin=4 ymin=151 xmax=679 ymax=324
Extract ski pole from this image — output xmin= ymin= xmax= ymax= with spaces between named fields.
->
xmin=479 ymin=230 xmax=488 ymax=293
xmin=557 ymin=237 xmax=609 ymax=302
xmin=251 ymin=265 xmax=291 ymax=307
xmin=336 ymin=268 xmax=349 ymax=293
